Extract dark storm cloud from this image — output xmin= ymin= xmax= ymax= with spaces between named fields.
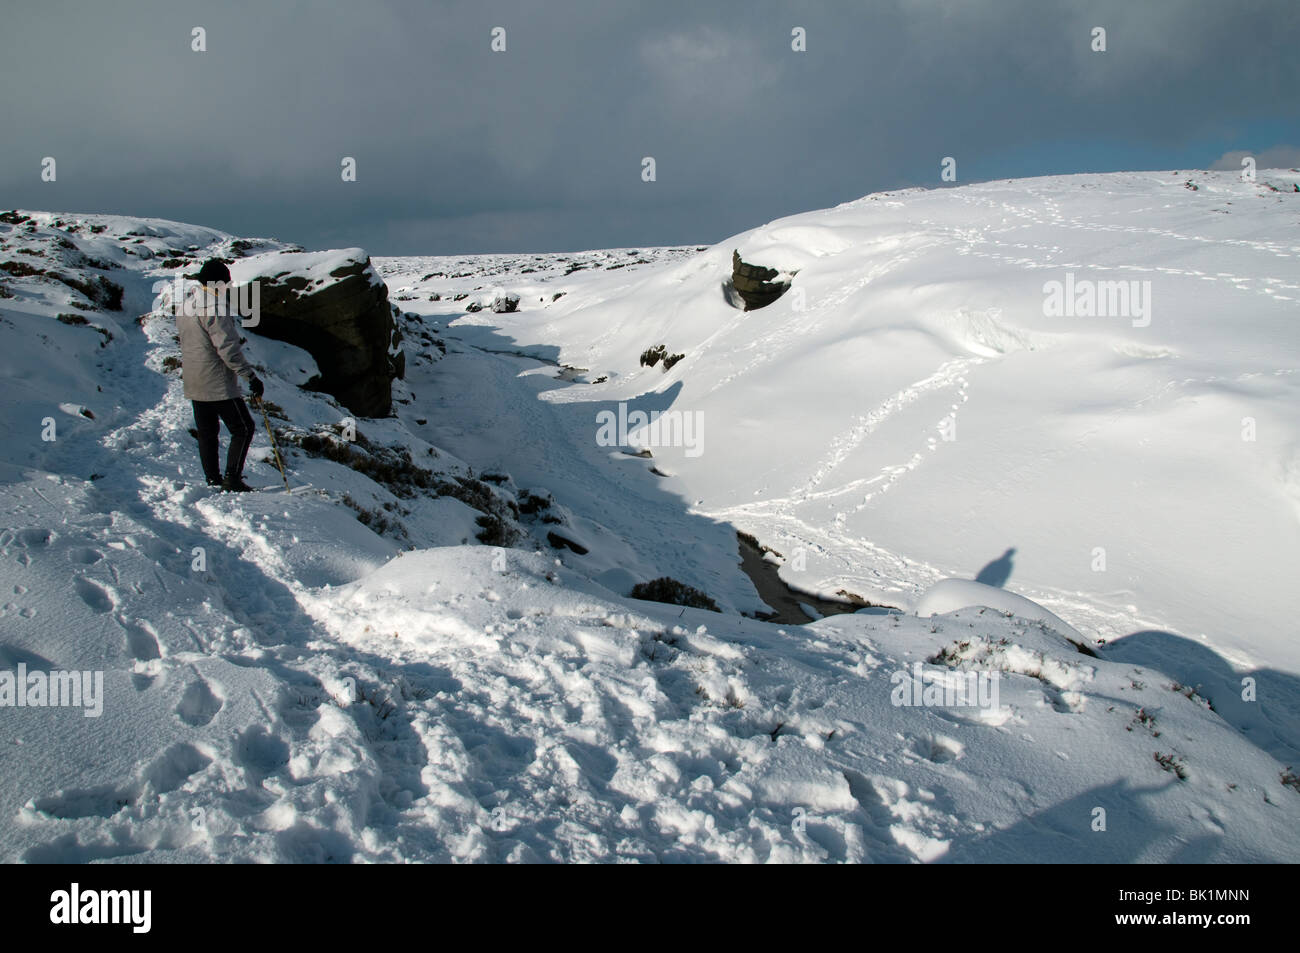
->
xmin=2 ymin=0 xmax=1296 ymax=254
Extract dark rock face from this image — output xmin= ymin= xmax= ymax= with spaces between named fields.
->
xmin=731 ymin=250 xmax=791 ymax=311
xmin=246 ymin=253 xmax=400 ymax=417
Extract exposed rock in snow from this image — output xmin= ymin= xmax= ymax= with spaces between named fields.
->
xmin=491 ymin=293 xmax=521 ymax=313
xmin=231 ymin=250 xmax=401 ymax=418
xmin=729 ymin=249 xmax=792 ymax=310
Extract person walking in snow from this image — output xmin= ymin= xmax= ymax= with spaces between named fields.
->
xmin=176 ymin=259 xmax=264 ymax=492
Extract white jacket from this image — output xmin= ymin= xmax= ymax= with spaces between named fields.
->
xmin=175 ymin=282 xmax=256 ymax=401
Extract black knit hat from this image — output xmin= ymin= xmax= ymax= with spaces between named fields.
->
xmin=196 ymin=259 xmax=231 ymax=284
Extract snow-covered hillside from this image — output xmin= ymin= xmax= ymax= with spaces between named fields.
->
xmin=1 ymin=171 xmax=1298 ymax=863
xmin=408 ymin=170 xmax=1300 ymax=675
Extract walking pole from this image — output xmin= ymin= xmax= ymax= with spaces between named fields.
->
xmin=253 ymin=396 xmax=291 ymax=492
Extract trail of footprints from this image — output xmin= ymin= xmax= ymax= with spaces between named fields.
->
xmin=3 ymin=512 xmax=240 ymax=858
xmin=16 ymin=670 xmax=238 ymax=861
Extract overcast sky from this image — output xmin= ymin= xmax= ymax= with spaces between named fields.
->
xmin=3 ymin=0 xmax=1297 ymax=255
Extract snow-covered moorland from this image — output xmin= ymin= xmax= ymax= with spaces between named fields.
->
xmin=0 ymin=169 xmax=1298 ymax=862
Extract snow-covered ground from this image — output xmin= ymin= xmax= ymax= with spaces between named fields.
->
xmin=1 ymin=171 xmax=1298 ymax=862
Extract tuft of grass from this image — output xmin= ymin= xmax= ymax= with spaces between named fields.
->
xmin=0 ymin=259 xmax=44 ymax=278
xmin=340 ymin=493 xmax=407 ymax=541
xmin=546 ymin=531 xmax=588 ymax=555
xmin=57 ymin=312 xmax=112 ymax=346
xmin=629 ymin=576 xmax=720 ymax=612
xmin=517 ymin=490 xmax=552 ymax=516
xmin=1170 ymin=681 xmax=1215 ymax=711
xmin=287 ymin=423 xmax=527 ymax=548
xmin=56 ymin=272 xmax=124 ymax=311
xmin=1154 ymin=751 xmax=1188 ymax=780
xmin=928 ymin=640 xmax=972 ymax=666
xmin=356 ymin=685 xmax=396 ymax=721
xmin=287 ymin=426 xmax=437 ymax=499
xmin=1129 ymin=707 xmax=1160 ymax=736
xmin=475 ymin=513 xmax=520 ymax=547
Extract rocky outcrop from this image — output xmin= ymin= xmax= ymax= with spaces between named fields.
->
xmin=491 ymin=293 xmax=520 ymax=313
xmin=465 ymin=292 xmax=520 ymax=314
xmin=240 ymin=249 xmax=401 ymax=417
xmin=730 ymin=250 xmax=792 ymax=311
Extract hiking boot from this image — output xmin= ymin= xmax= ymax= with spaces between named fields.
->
xmin=221 ymin=475 xmax=255 ymax=493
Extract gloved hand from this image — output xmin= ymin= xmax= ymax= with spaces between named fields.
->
xmin=248 ymin=375 xmax=265 ymax=399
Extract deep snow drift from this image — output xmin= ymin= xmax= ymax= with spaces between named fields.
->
xmin=0 ymin=171 xmax=1298 ymax=863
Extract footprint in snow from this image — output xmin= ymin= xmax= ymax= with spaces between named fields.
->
xmin=234 ymin=725 xmax=290 ymax=779
xmin=119 ymin=617 xmax=161 ymax=662
xmin=73 ymin=576 xmax=115 ymax=613
xmin=1 ymin=527 xmax=54 ymax=566
xmin=114 ymin=614 xmax=161 ymax=689
xmin=176 ymin=676 xmax=224 ymax=727
xmin=24 ymin=743 xmax=211 ymax=821
xmin=912 ymin=733 xmax=965 ymax=764
xmin=9 ymin=527 xmax=53 ymax=548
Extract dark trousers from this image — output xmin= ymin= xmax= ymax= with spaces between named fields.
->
xmin=192 ymin=398 xmax=255 ymax=483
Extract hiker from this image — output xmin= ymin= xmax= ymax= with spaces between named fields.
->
xmin=176 ymin=259 xmax=265 ymax=492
